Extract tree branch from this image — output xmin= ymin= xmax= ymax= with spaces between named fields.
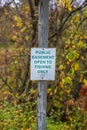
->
xmin=27 ymin=0 xmax=35 ymax=19
xmin=49 ymin=3 xmax=87 ymax=40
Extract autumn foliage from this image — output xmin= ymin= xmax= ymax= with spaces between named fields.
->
xmin=0 ymin=0 xmax=87 ymax=129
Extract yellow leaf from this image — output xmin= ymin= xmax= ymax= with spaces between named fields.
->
xmin=25 ymin=36 xmax=29 ymax=41
xmin=25 ymin=5 xmax=30 ymax=14
xmin=73 ymin=63 xmax=80 ymax=71
xmin=48 ymin=88 xmax=52 ymax=94
xmin=12 ymin=35 xmax=17 ymax=40
xmin=78 ymin=41 xmax=84 ymax=48
xmin=54 ymin=88 xmax=57 ymax=94
xmin=59 ymin=64 xmax=64 ymax=70
xmin=67 ymin=4 xmax=72 ymax=11
xmin=20 ymin=27 xmax=26 ymax=33
xmin=83 ymin=79 xmax=87 ymax=85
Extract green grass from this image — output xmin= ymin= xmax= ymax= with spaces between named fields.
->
xmin=0 ymin=42 xmax=15 ymax=49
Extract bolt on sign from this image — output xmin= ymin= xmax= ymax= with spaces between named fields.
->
xmin=30 ymin=48 xmax=56 ymax=80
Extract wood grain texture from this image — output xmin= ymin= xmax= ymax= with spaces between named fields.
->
xmin=37 ymin=0 xmax=49 ymax=130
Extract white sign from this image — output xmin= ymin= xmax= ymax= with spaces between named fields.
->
xmin=30 ymin=48 xmax=56 ymax=80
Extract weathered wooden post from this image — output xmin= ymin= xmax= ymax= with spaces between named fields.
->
xmin=37 ymin=0 xmax=49 ymax=130
xmin=30 ymin=0 xmax=56 ymax=130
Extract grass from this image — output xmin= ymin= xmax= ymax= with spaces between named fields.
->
xmin=0 ymin=42 xmax=15 ymax=49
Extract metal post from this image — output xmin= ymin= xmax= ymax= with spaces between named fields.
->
xmin=37 ymin=0 xmax=49 ymax=130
